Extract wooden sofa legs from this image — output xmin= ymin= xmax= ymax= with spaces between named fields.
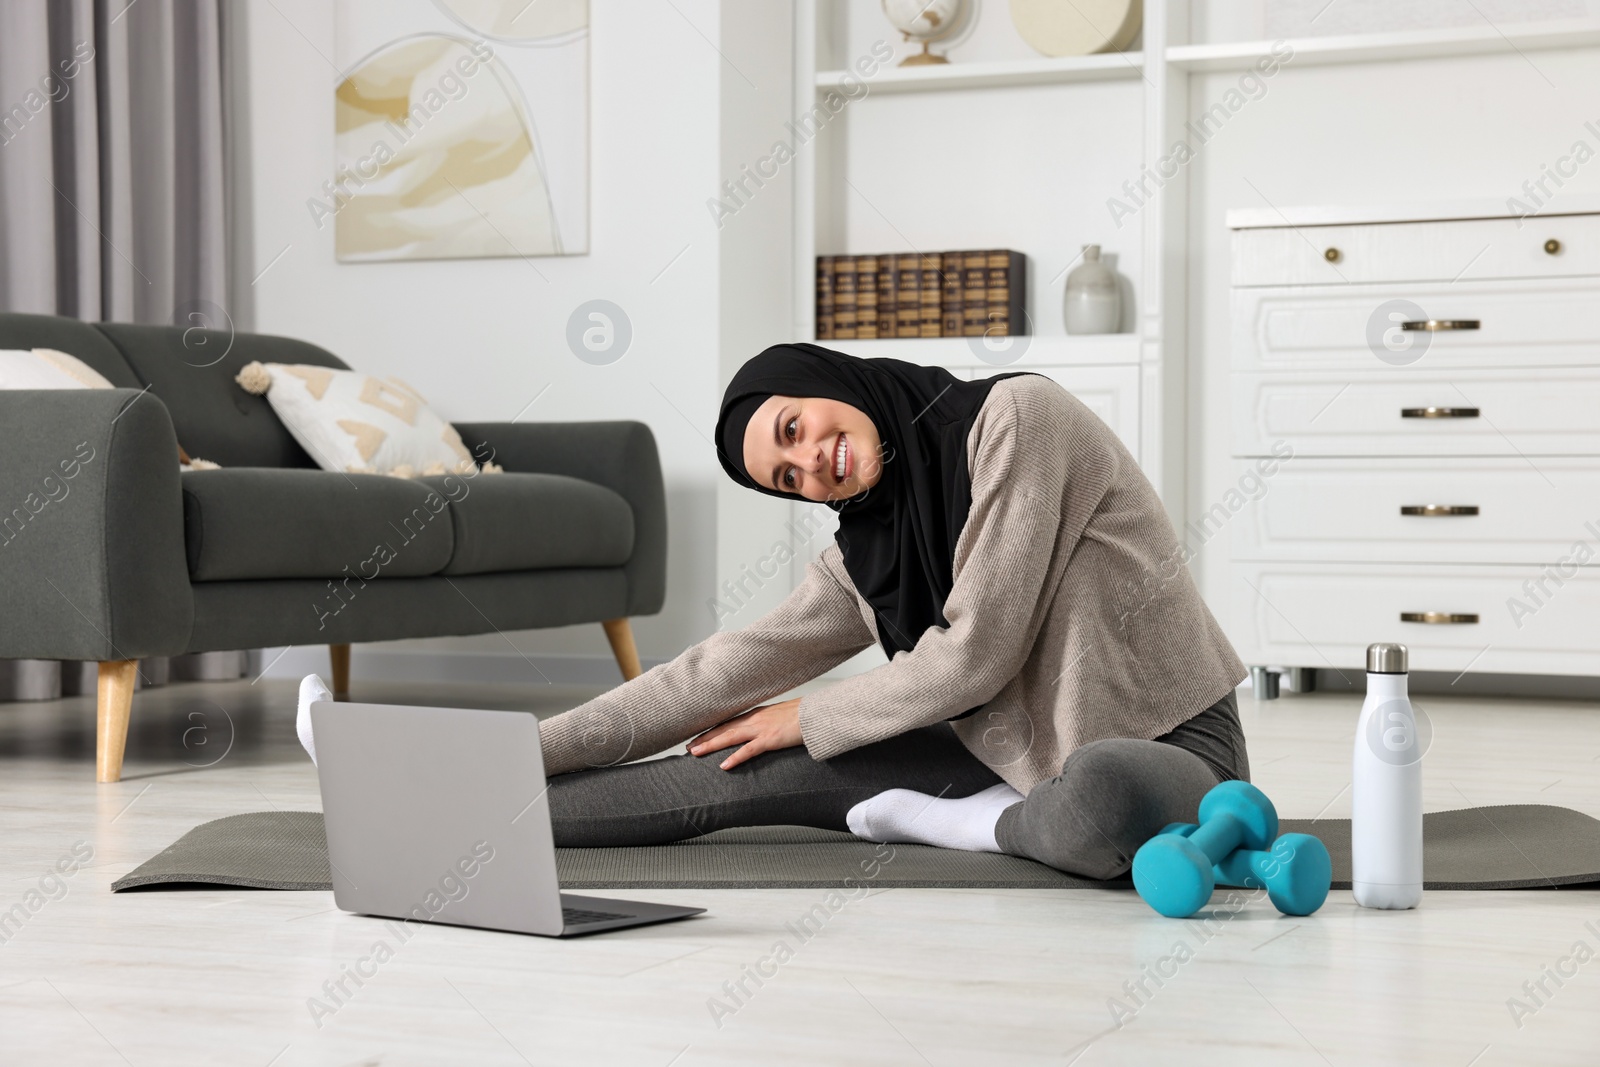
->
xmin=91 ymin=631 xmax=614 ymax=781
xmin=96 ymin=660 xmax=138 ymax=783
xmin=329 ymin=643 xmax=351 ymax=699
xmin=601 ymin=618 xmax=643 ymax=681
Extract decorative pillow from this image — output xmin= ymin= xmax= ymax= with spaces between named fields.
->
xmin=235 ymin=361 xmax=500 ymax=477
xmin=1 ymin=348 xmax=219 ymax=469
xmin=0 ymin=347 xmax=116 ymax=390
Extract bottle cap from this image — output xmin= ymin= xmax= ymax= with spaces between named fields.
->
xmin=1367 ymin=642 xmax=1408 ymax=674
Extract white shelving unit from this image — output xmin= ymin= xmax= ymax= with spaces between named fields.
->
xmin=785 ymin=0 xmax=1190 ymax=615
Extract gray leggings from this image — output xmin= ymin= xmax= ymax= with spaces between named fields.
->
xmin=548 ymin=692 xmax=1249 ymax=881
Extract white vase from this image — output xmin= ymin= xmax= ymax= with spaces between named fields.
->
xmin=1063 ymin=244 xmax=1121 ymax=335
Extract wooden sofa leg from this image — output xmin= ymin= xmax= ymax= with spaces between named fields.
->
xmin=96 ymin=660 xmax=138 ymax=783
xmin=601 ymin=618 xmax=643 ymax=681
xmin=329 ymin=644 xmax=351 ymax=699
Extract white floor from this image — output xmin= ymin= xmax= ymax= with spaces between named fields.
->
xmin=1 ymin=678 xmax=1598 ymax=1066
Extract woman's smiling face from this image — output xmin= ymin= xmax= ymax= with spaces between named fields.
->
xmin=741 ymin=394 xmax=885 ymax=501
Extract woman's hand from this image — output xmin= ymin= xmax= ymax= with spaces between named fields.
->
xmin=687 ymin=698 xmax=803 ymax=770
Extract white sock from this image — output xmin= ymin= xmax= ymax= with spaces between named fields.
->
xmin=846 ymin=782 xmax=1025 ymax=853
xmin=296 ymin=674 xmax=332 ymax=766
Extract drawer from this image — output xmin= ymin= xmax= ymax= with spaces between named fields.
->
xmin=970 ymin=363 xmax=1139 ymax=460
xmin=1231 ymin=213 xmax=1600 ymax=287
xmin=1228 ymin=458 xmax=1600 ymax=564
xmin=1233 ymin=278 xmax=1600 ymax=373
xmin=1229 ymin=562 xmax=1600 ymax=676
xmin=1231 ymin=368 xmax=1600 ymax=457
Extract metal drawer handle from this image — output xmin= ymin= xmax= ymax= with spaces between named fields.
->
xmin=1400 ymin=505 xmax=1479 ymax=517
xmin=1401 ymin=406 xmax=1479 ymax=419
xmin=1400 ymin=612 xmax=1479 ymax=624
xmin=1399 ymin=319 xmax=1480 ymax=331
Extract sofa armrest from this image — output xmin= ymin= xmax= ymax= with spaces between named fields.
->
xmin=454 ymin=420 xmax=667 ymax=616
xmin=0 ymin=389 xmax=192 ymax=660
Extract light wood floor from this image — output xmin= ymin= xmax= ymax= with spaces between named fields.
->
xmin=1 ymin=678 xmax=1597 ymax=1066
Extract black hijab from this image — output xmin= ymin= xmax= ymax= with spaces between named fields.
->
xmin=715 ymin=343 xmax=1033 ymax=658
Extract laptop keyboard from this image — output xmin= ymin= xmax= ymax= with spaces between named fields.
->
xmin=563 ymin=906 xmax=633 ymax=926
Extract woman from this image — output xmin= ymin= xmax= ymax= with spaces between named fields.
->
xmin=528 ymin=345 xmax=1243 ymax=878
xmin=518 ymin=347 xmax=1241 ymax=883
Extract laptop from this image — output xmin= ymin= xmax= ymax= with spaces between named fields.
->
xmin=311 ymin=700 xmax=705 ymax=937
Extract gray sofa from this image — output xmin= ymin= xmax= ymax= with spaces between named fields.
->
xmin=0 ymin=312 xmax=666 ymax=782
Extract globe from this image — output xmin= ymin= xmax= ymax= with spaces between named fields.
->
xmin=881 ymin=0 xmax=968 ymax=65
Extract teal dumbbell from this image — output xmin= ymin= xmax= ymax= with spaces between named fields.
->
xmin=1131 ymin=780 xmax=1278 ymax=918
xmin=1220 ymin=833 xmax=1331 ymax=916
xmin=1158 ymin=822 xmax=1332 ymax=917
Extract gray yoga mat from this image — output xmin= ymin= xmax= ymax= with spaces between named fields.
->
xmin=111 ymin=805 xmax=1600 ymax=893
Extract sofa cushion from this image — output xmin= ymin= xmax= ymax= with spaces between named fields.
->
xmin=97 ymin=323 xmax=350 ymax=468
xmin=236 ymin=360 xmax=483 ymax=477
xmin=419 ymin=472 xmax=634 ymax=576
xmin=0 ymin=313 xmax=142 ymax=387
xmin=182 ymin=468 xmax=454 ymax=581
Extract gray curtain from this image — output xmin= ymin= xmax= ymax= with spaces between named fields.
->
xmin=0 ymin=0 xmax=228 ymax=324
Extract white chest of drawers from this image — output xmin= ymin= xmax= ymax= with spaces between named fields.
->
xmin=1227 ymin=201 xmax=1600 ymax=693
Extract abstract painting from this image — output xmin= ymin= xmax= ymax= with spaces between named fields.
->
xmin=331 ymin=0 xmax=588 ymax=261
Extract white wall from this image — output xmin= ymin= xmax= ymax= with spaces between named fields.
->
xmin=712 ymin=3 xmax=799 ymax=630
xmin=239 ymin=0 xmax=754 ymax=667
xmin=1183 ymin=44 xmax=1600 ymax=634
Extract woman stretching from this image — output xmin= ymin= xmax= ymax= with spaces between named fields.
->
xmin=340 ymin=345 xmax=1247 ymax=878
xmin=522 ymin=344 xmax=1251 ymax=878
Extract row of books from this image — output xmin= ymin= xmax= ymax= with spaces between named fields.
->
xmin=816 ymin=249 xmax=1027 ymax=340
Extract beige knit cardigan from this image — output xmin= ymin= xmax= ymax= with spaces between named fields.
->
xmin=539 ymin=375 xmax=1246 ymax=794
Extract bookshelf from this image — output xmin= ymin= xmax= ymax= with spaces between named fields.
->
xmin=791 ymin=0 xmax=1189 ymax=530
xmin=768 ymin=1 xmax=1189 ymax=649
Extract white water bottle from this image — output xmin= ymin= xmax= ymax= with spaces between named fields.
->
xmin=1352 ymin=642 xmax=1424 ymax=909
